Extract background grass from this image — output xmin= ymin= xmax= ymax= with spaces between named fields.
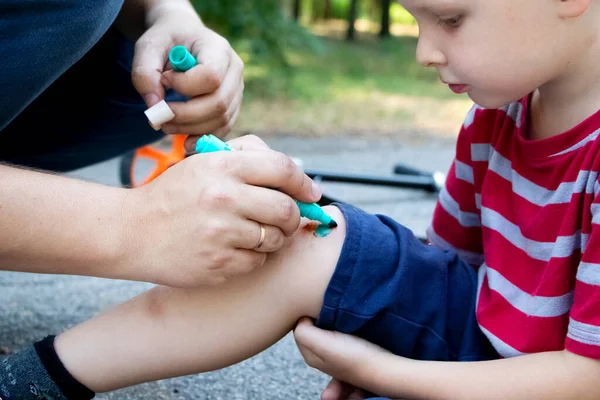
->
xmin=232 ymin=26 xmax=471 ymax=138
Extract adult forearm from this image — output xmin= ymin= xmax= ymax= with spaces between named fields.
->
xmin=374 ymin=350 xmax=600 ymax=400
xmin=0 ymin=164 xmax=129 ymax=278
xmin=116 ymin=0 xmax=201 ymax=40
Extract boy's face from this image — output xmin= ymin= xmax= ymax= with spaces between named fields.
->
xmin=400 ymin=0 xmax=587 ymax=108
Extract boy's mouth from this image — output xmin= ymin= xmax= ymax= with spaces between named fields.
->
xmin=447 ymin=84 xmax=470 ymax=94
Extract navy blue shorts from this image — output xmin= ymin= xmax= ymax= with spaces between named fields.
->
xmin=0 ymin=1 xmax=182 ymax=172
xmin=316 ymin=203 xmax=497 ymax=362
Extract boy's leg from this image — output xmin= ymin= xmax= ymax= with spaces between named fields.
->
xmin=53 ymin=205 xmax=347 ymax=393
xmin=53 ymin=205 xmax=495 ymax=394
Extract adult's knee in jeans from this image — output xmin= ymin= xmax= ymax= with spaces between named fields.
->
xmin=0 ymin=0 xmax=125 ymax=130
xmin=69 ymin=0 xmax=126 ymax=53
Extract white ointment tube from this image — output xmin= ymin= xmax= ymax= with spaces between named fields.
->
xmin=144 ymin=100 xmax=175 ymax=131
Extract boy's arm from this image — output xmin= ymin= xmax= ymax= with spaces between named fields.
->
xmin=383 ymin=350 xmax=600 ymax=399
xmin=294 ymin=320 xmax=600 ymax=400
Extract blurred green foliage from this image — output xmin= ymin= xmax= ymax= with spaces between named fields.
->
xmin=190 ymin=0 xmax=320 ymax=68
xmin=190 ymin=1 xmax=415 ymax=67
xmin=189 ymin=1 xmax=428 ymax=102
xmin=186 ymin=1 xmax=464 ymax=135
xmin=312 ymin=0 xmax=416 ymax=25
xmin=243 ymin=35 xmax=448 ymax=102
xmin=390 ymin=3 xmax=416 ymax=25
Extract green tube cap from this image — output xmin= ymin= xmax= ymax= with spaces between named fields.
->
xmin=169 ymin=46 xmax=198 ymax=72
xmin=196 ymin=134 xmax=233 ymax=154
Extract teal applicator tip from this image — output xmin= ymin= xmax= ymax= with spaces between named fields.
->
xmin=295 ymin=201 xmax=337 ymax=227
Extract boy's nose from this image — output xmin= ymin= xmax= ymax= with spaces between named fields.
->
xmin=416 ymin=35 xmax=447 ymax=67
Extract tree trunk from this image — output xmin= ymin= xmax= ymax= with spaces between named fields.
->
xmin=347 ymin=0 xmax=359 ymax=41
xmin=380 ymin=0 xmax=391 ymax=38
xmin=324 ymin=0 xmax=331 ymax=19
xmin=311 ymin=0 xmax=321 ymax=21
xmin=293 ymin=0 xmax=301 ymax=21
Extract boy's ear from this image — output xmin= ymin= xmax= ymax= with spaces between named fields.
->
xmin=557 ymin=0 xmax=594 ymax=18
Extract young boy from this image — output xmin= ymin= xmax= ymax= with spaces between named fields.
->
xmin=4 ymin=0 xmax=600 ymax=399
xmin=295 ymin=0 xmax=600 ymax=397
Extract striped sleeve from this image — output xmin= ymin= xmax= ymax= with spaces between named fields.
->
xmin=566 ymin=196 xmax=600 ymax=359
xmin=427 ymin=106 xmax=484 ymax=268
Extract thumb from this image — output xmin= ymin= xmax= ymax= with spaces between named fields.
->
xmin=322 ymin=379 xmax=352 ymax=400
xmin=132 ymin=38 xmax=169 ymax=107
xmin=294 ymin=318 xmax=333 ymax=355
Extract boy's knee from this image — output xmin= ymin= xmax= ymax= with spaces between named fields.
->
xmin=271 ymin=205 xmax=347 ymax=318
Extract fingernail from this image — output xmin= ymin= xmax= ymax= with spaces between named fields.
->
xmin=144 ymin=94 xmax=159 ymax=107
xmin=311 ymin=181 xmax=322 ymax=199
xmin=148 ymin=121 xmax=161 ymax=131
xmin=160 ymin=76 xmax=171 ymax=88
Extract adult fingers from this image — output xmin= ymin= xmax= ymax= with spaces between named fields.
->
xmin=192 ymin=33 xmax=237 ymax=85
xmin=160 ymin=64 xmax=221 ymax=98
xmin=226 ymin=134 xmax=270 ymax=151
xmin=237 ymin=185 xmax=302 ymax=237
xmin=236 ymin=220 xmax=284 ymax=253
xmin=195 ymin=180 xmax=301 ymax=237
xmin=183 ymin=132 xmax=267 ymax=155
xmin=193 ymin=151 xmax=320 ymax=204
xmin=164 ymin=61 xmax=243 ymax=125
xmin=162 ymin=91 xmax=240 ymax=137
xmin=132 ymin=36 xmax=170 ymax=107
xmin=236 ymin=151 xmax=321 ymax=203
xmin=209 ymin=249 xmax=267 ymax=285
xmin=212 ymin=92 xmax=243 ymax=139
xmin=160 ymin=85 xmax=242 ymax=136
xmin=251 ymin=151 xmax=320 ymax=204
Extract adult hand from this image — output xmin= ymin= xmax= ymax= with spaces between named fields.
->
xmin=120 ymin=135 xmax=322 ymax=288
xmin=294 ymin=318 xmax=395 ymax=399
xmin=131 ymin=1 xmax=244 ymax=140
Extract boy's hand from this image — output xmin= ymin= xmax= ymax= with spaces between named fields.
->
xmin=131 ymin=1 xmax=244 ymax=139
xmin=320 ymin=379 xmax=371 ymax=400
xmin=293 ymin=318 xmax=393 ymax=397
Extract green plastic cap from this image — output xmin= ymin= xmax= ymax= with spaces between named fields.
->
xmin=195 ymin=134 xmax=233 ymax=154
xmin=169 ymin=46 xmax=198 ymax=72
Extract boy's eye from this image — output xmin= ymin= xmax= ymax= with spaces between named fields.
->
xmin=437 ymin=15 xmax=462 ymax=28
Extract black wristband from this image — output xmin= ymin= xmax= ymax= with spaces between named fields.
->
xmin=34 ymin=336 xmax=95 ymax=400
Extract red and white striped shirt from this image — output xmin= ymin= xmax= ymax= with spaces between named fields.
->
xmin=428 ymin=95 xmax=600 ymax=359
